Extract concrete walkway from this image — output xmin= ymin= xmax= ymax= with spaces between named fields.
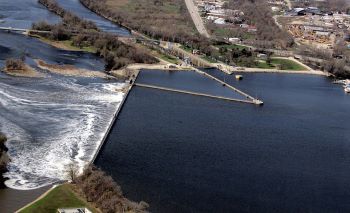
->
xmin=0 ymin=185 xmax=51 ymax=213
xmin=135 ymin=83 xmax=256 ymax=104
xmin=15 ymin=185 xmax=57 ymax=212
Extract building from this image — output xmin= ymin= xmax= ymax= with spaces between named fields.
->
xmin=214 ymin=18 xmax=226 ymax=25
xmin=257 ymin=53 xmax=268 ymax=60
xmin=57 ymin=208 xmax=92 ymax=213
xmin=228 ymin=37 xmax=241 ymax=43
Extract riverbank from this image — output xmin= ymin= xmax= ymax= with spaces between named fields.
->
xmin=31 ymin=35 xmax=96 ymax=53
xmin=0 ymin=134 xmax=8 ymax=189
xmin=17 ymin=184 xmax=99 ymax=213
xmin=35 ymin=59 xmax=111 ymax=78
xmin=18 ymin=166 xmax=149 ymax=213
xmin=2 ymin=62 xmax=45 ymax=78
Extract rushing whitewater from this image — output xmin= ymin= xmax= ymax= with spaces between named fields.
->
xmin=0 ymin=0 xmax=131 ymax=190
xmin=0 ymin=76 xmax=125 ymax=189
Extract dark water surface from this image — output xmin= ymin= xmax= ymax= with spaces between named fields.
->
xmin=0 ymin=0 xmax=60 ymax=29
xmin=137 ymin=69 xmax=249 ymax=100
xmin=56 ymin=0 xmax=130 ymax=36
xmin=96 ymin=70 xmax=350 ymax=213
xmin=0 ymin=31 xmax=105 ymax=71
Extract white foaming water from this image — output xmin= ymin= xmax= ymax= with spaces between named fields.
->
xmin=0 ymin=78 xmax=126 ymax=190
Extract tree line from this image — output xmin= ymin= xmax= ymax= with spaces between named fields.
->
xmin=39 ymin=0 xmax=98 ymax=31
xmin=79 ymin=0 xmax=217 ymax=56
xmin=71 ymin=166 xmax=149 ymax=213
xmin=78 ymin=0 xmax=262 ymax=66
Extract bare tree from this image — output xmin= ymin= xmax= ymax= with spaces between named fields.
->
xmin=65 ymin=163 xmax=79 ymax=183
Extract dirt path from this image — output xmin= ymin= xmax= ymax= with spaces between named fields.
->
xmin=184 ymin=0 xmax=210 ymax=38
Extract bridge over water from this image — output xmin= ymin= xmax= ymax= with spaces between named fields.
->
xmin=0 ymin=27 xmax=51 ymax=34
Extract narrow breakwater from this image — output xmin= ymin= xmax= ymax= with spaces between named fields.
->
xmin=92 ymin=71 xmax=140 ymax=163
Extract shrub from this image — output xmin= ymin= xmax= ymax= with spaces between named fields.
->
xmin=75 ymin=166 xmax=149 ymax=213
xmin=5 ymin=58 xmax=25 ymax=71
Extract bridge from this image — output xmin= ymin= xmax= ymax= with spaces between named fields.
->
xmin=0 ymin=27 xmax=52 ymax=34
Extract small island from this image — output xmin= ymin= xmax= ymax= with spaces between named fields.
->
xmin=2 ymin=58 xmax=44 ymax=78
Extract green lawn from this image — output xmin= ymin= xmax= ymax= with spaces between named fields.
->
xmin=158 ymin=53 xmax=178 ymax=64
xmin=255 ymin=58 xmax=307 ymax=71
xmin=19 ymin=184 xmax=98 ymax=213
xmin=256 ymin=61 xmax=275 ymax=69
xmin=38 ymin=36 xmax=96 ymax=53
xmin=61 ymin=40 xmax=97 ymax=53
xmin=270 ymin=58 xmax=307 ymax=71
xmin=179 ymin=45 xmax=192 ymax=53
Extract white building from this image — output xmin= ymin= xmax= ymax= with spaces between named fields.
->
xmin=214 ymin=18 xmax=226 ymax=25
xmin=57 ymin=208 xmax=92 ymax=213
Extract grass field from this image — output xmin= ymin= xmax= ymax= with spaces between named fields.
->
xmin=158 ymin=53 xmax=179 ymax=64
xmin=256 ymin=58 xmax=307 ymax=70
xmin=271 ymin=58 xmax=307 ymax=70
xmin=37 ymin=36 xmax=96 ymax=53
xmin=256 ymin=61 xmax=275 ymax=69
xmin=19 ymin=184 xmax=98 ymax=213
xmin=105 ymin=0 xmax=197 ymax=36
xmin=180 ymin=45 xmax=193 ymax=53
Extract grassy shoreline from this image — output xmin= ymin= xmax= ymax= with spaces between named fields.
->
xmin=19 ymin=184 xmax=99 ymax=213
xmin=31 ymin=35 xmax=97 ymax=53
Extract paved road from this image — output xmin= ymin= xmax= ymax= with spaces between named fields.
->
xmin=184 ymin=0 xmax=210 ymax=38
xmin=0 ymin=186 xmax=51 ymax=213
xmin=285 ymin=0 xmax=292 ymax=9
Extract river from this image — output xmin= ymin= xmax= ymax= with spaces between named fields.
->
xmin=0 ymin=0 xmax=127 ymax=192
xmin=56 ymin=0 xmax=130 ymax=36
xmin=1 ymin=0 xmax=350 ymax=212
xmin=95 ymin=70 xmax=350 ymax=213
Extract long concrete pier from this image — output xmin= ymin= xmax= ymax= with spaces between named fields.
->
xmin=134 ymin=83 xmax=258 ymax=105
xmin=90 ymin=71 xmax=139 ymax=164
xmin=192 ymin=69 xmax=263 ymax=105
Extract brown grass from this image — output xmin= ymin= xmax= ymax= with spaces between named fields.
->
xmin=105 ymin=0 xmax=197 ymax=36
xmin=35 ymin=59 xmax=110 ymax=78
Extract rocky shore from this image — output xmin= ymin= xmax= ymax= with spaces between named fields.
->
xmin=0 ymin=134 xmax=8 ymax=188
